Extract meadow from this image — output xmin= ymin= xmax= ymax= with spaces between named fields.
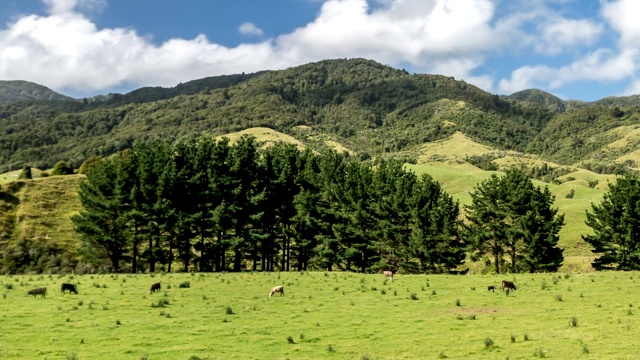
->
xmin=2 ymin=271 xmax=640 ymax=359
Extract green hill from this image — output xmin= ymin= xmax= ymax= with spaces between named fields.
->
xmin=0 ymin=80 xmax=74 ymax=104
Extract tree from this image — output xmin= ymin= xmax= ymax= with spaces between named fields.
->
xmin=583 ymin=173 xmax=640 ymax=270
xmin=408 ymin=173 xmax=464 ymax=273
xmin=71 ymin=156 xmax=131 ymax=272
xmin=465 ymin=167 xmax=564 ymax=273
xmin=51 ymin=160 xmax=74 ymax=175
xmin=18 ymin=165 xmax=32 ymax=179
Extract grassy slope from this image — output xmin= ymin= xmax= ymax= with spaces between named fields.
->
xmin=1 ymin=272 xmax=638 ymax=359
xmin=405 ymin=131 xmax=618 ymax=265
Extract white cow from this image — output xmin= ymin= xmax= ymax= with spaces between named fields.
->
xmin=269 ymin=285 xmax=284 ymax=297
xmin=383 ymin=270 xmax=394 ymax=281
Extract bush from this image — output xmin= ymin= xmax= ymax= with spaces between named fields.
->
xmin=51 ymin=160 xmax=74 ymax=176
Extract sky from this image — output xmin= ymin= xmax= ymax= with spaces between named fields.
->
xmin=0 ymin=0 xmax=638 ymax=101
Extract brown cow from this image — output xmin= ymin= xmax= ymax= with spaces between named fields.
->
xmin=149 ymin=282 xmax=161 ymax=294
xmin=383 ymin=270 xmax=394 ymax=281
xmin=269 ymin=285 xmax=284 ymax=297
xmin=501 ymin=280 xmax=517 ymax=291
xmin=27 ymin=287 xmax=47 ymax=298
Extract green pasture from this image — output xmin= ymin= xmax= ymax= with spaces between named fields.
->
xmin=2 ymin=271 xmax=640 ymax=359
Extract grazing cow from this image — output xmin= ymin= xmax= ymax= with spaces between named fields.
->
xmin=269 ymin=285 xmax=284 ymax=297
xmin=383 ymin=270 xmax=394 ymax=281
xmin=27 ymin=287 xmax=47 ymax=298
xmin=488 ymin=285 xmax=495 ymax=292
xmin=149 ymin=282 xmax=161 ymax=294
xmin=501 ymin=280 xmax=517 ymax=291
xmin=61 ymin=283 xmax=78 ymax=295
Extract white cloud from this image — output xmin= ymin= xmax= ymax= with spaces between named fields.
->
xmin=498 ymin=65 xmax=557 ymax=94
xmin=602 ymin=0 xmax=640 ymax=48
xmin=1 ymin=0 xmax=636 ymax=99
xmin=239 ymin=22 xmax=263 ymax=36
xmin=498 ymin=49 xmax=640 ymax=95
xmin=536 ymin=18 xmax=603 ymax=55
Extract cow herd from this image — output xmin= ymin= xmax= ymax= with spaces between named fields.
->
xmin=24 ymin=273 xmax=518 ymax=300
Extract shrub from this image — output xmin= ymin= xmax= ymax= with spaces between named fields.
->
xmin=484 ymin=337 xmax=495 ymax=349
xmin=570 ymin=316 xmax=579 ymax=327
xmin=51 ymin=161 xmax=74 ymax=176
xmin=455 ymin=299 xmax=461 ymax=306
xmin=565 ymin=189 xmax=575 ymax=199
xmin=534 ymin=348 xmax=547 ymax=358
xmin=409 ymin=293 xmax=418 ymax=300
xmin=179 ymin=281 xmax=190 ymax=288
xmin=510 ymin=334 xmax=516 ymax=343
xmin=287 ymin=336 xmax=295 ymax=344
xmin=225 ymin=305 xmax=234 ymax=315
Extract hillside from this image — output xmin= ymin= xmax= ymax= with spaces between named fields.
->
xmin=0 ymin=59 xmax=553 ymax=172
xmin=0 ymin=80 xmax=74 ymax=104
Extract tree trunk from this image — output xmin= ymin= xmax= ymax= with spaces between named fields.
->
xmin=148 ymin=236 xmax=155 ymax=273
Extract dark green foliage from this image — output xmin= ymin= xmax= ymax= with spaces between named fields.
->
xmin=465 ymin=167 xmax=565 ymax=273
xmin=70 ymin=135 xmax=464 ymax=274
xmin=465 ymin=154 xmax=500 ymax=171
xmin=51 ymin=161 xmax=74 ymax=176
xmin=18 ymin=165 xmax=32 ymax=179
xmin=584 ymin=173 xmax=640 ymax=270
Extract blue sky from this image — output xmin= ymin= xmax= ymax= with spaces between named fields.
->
xmin=0 ymin=0 xmax=638 ymax=101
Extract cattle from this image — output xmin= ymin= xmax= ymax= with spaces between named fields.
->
xmin=269 ymin=285 xmax=284 ymax=297
xmin=61 ymin=283 xmax=78 ymax=295
xmin=383 ymin=270 xmax=394 ymax=281
xmin=501 ymin=280 xmax=517 ymax=291
xmin=27 ymin=287 xmax=47 ymax=298
xmin=488 ymin=285 xmax=495 ymax=292
xmin=149 ymin=282 xmax=161 ymax=294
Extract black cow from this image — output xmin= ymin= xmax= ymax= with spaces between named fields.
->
xmin=27 ymin=287 xmax=47 ymax=298
xmin=501 ymin=280 xmax=517 ymax=291
xmin=149 ymin=282 xmax=161 ymax=294
xmin=488 ymin=285 xmax=495 ymax=292
xmin=61 ymin=283 xmax=78 ymax=294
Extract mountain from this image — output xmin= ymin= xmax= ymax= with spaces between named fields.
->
xmin=0 ymin=80 xmax=75 ymax=104
xmin=507 ymin=89 xmax=566 ymax=112
xmin=82 ymin=71 xmax=266 ymax=108
xmin=0 ymin=58 xmax=639 ymax=173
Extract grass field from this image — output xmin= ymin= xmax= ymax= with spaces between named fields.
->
xmin=2 ymin=271 xmax=640 ymax=359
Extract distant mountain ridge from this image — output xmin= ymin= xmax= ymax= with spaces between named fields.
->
xmin=0 ymin=80 xmax=74 ymax=104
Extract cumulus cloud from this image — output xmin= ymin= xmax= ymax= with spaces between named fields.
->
xmin=238 ymin=22 xmax=263 ymax=36
xmin=602 ymin=0 xmax=640 ymax=48
xmin=1 ymin=0 xmax=638 ymax=98
xmin=1 ymin=0 xmax=516 ymax=95
xmin=536 ymin=18 xmax=603 ymax=55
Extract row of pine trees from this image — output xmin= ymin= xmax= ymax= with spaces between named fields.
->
xmin=72 ymin=135 xmax=564 ymax=274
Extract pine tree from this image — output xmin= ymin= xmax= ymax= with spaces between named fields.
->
xmin=584 ymin=173 xmax=640 ymax=270
xmin=465 ymin=167 xmax=564 ymax=273
xmin=72 ymin=157 xmax=131 ymax=272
